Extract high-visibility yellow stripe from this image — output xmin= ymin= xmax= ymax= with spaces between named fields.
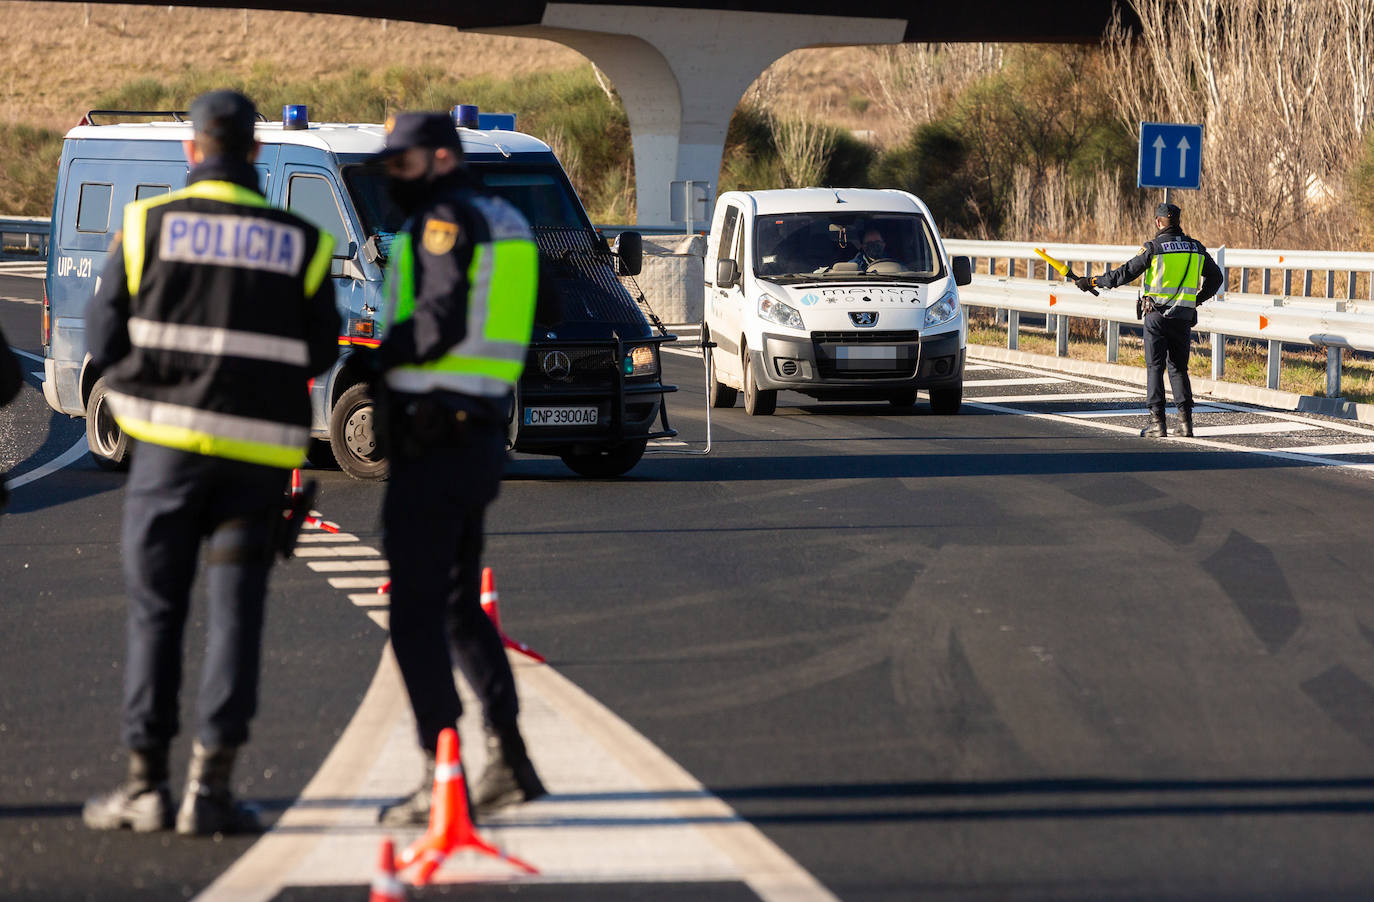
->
xmin=116 ymin=418 xmax=306 ymax=468
xmin=304 ymin=231 xmax=335 ymax=297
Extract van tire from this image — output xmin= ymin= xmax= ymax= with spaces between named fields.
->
xmin=329 ymin=383 xmax=388 ymax=481
xmin=929 ymin=381 xmax=963 ymax=415
xmin=86 ymin=378 xmax=130 ymax=471
xmin=742 ymin=344 xmax=776 ymax=416
xmin=705 ymin=329 xmax=737 ymax=409
xmin=560 ymin=439 xmax=647 ymax=478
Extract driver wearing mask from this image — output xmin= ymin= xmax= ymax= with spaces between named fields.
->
xmin=851 ymin=227 xmax=889 ymax=270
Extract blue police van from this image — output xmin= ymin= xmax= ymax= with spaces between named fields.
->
xmin=42 ymin=106 xmax=676 ymax=478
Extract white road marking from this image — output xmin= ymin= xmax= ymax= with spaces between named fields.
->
xmin=0 ymin=261 xmax=46 ymax=279
xmin=347 ymin=593 xmax=387 ymax=607
xmin=195 ymin=647 xmax=837 ymax=901
xmin=1273 ymin=442 xmax=1374 ymax=455
xmin=1058 ymin=406 xmax=1222 ymax=418
xmin=964 ymin=376 xmax=1066 ymax=387
xmin=1193 ymin=422 xmax=1321 ymax=436
xmin=292 ymin=545 xmax=381 ymax=558
xmin=5 ymin=437 xmax=88 ymax=490
xmin=306 ymin=560 xmax=390 ymax=573
xmin=661 ymin=345 xmax=702 ymax=359
xmin=297 ymin=533 xmax=360 ymax=544
xmin=968 ymin=391 xmax=1139 ymax=403
xmin=326 ymin=576 xmax=389 ymax=589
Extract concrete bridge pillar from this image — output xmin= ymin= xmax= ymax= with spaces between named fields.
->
xmin=473 ymin=4 xmax=904 ymax=227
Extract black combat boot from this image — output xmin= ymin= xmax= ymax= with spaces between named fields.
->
xmin=378 ymin=754 xmax=436 ymax=827
xmin=1141 ymin=408 xmax=1168 ymax=438
xmin=83 ymin=746 xmax=174 ymax=832
xmin=472 ymin=724 xmax=546 ymax=815
xmin=1178 ymin=407 xmax=1194 ymax=437
xmin=175 ymin=741 xmax=262 ymax=836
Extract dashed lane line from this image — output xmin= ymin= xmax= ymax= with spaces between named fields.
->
xmin=305 ymin=559 xmax=389 ymax=572
xmin=1193 ymin=422 xmax=1321 ymax=437
xmin=1274 ymin=441 xmax=1374 ymax=455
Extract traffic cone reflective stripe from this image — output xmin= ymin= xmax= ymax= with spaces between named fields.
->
xmin=480 ymin=568 xmax=547 ymax=664
xmin=393 ymin=728 xmax=539 ymax=885
xmin=369 ymin=837 xmax=405 ymax=902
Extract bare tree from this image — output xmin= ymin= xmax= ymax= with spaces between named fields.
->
xmin=866 ymin=43 xmax=1004 ymax=142
xmin=1106 ymin=0 xmax=1374 ymax=248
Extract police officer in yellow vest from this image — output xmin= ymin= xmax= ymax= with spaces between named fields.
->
xmin=366 ymin=113 xmax=545 ymax=825
xmin=1077 ymin=202 xmax=1223 ymax=437
xmin=83 ymin=91 xmax=340 ymax=835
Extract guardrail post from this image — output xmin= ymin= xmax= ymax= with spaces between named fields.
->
xmin=1107 ymin=320 xmax=1119 ymax=362
xmin=1008 ymin=310 xmax=1019 ymax=351
xmin=1267 ymin=339 xmax=1282 ymax=389
xmin=1327 ymin=347 xmax=1342 ymax=398
xmin=1211 ymin=331 xmax=1225 ymax=380
xmin=1056 ymin=313 xmax=1068 ymax=356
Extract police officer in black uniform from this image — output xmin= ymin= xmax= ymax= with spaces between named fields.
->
xmin=82 ymin=91 xmax=340 ymax=835
xmin=1077 ymin=202 xmax=1223 ymax=437
xmin=368 ymin=113 xmax=546 ymax=825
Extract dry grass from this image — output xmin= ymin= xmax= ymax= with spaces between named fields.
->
xmin=0 ymin=2 xmax=586 ymax=127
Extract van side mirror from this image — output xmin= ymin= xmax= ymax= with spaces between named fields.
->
xmin=952 ymin=255 xmax=972 ymax=286
xmin=716 ymin=258 xmax=740 ymax=288
xmin=362 ymin=234 xmax=388 ymax=267
xmin=614 ymin=231 xmax=643 ymax=276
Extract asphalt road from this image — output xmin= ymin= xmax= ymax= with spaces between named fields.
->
xmin=3 ymin=277 xmax=1374 ymax=900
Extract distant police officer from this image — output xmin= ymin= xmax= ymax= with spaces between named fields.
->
xmin=369 ymin=113 xmax=545 ymax=825
xmin=82 ymin=91 xmax=340 ymax=835
xmin=1077 ymin=202 xmax=1223 ymax=437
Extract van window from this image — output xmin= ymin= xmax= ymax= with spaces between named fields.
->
xmin=288 ymin=174 xmax=349 ymax=253
xmin=76 ymin=183 xmax=113 ymax=233
xmin=717 ymin=206 xmax=739 ymax=263
xmin=136 ymin=184 xmax=171 ymax=201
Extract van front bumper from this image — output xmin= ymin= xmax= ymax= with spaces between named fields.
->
xmin=750 ymin=328 xmax=964 ymax=395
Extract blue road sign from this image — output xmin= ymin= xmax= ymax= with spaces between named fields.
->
xmin=1138 ymin=122 xmax=1203 ymax=190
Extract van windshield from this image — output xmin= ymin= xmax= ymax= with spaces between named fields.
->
xmin=342 ymin=160 xmax=591 ymax=260
xmin=752 ymin=212 xmax=945 ymax=283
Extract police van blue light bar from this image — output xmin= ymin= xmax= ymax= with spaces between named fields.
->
xmin=453 ymin=104 xmax=480 ymax=129
xmin=451 ymin=105 xmax=517 ymax=131
xmin=283 ymin=104 xmax=309 ymax=130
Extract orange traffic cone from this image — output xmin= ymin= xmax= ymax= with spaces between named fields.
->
xmin=290 ymin=468 xmax=304 ymax=498
xmin=394 ymin=728 xmax=538 ymax=885
xmin=369 ymin=837 xmax=406 ymax=901
xmin=377 ymin=579 xmax=391 ymax=596
xmin=480 ymin=568 xmax=546 ymax=664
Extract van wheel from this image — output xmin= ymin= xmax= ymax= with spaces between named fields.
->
xmin=329 ymin=383 xmax=388 ymax=480
xmin=560 ymin=439 xmax=647 ymax=478
xmin=742 ymin=344 xmax=776 ymax=416
xmin=86 ymin=378 xmax=130 ymax=471
xmin=705 ymin=328 xmax=737 ymax=409
xmin=888 ymin=391 xmax=918 ymax=408
xmin=929 ymin=381 xmax=963 ymax=415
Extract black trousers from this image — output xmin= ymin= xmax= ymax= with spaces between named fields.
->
xmin=122 ymin=442 xmax=285 ymax=751
xmin=382 ymin=419 xmax=517 ymax=753
xmin=1143 ymin=309 xmax=1196 ymax=413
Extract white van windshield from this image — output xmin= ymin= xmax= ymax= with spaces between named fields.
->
xmin=752 ymin=212 xmax=944 ymax=283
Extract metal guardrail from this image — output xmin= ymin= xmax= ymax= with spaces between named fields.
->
xmin=0 ymin=216 xmax=50 ymax=259
xmin=946 ymin=239 xmax=1374 ymax=399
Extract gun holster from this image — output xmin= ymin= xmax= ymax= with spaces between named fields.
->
xmin=277 ymin=477 xmax=318 ymax=560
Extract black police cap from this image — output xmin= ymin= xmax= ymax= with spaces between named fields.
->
xmin=1155 ymin=202 xmax=1181 ymax=220
xmin=370 ymin=112 xmax=465 ymax=161
xmin=189 ymin=90 xmax=258 ymax=146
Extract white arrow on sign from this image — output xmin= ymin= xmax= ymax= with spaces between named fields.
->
xmin=1153 ymin=135 xmax=1166 ymax=177
xmin=1177 ymin=135 xmax=1191 ymax=178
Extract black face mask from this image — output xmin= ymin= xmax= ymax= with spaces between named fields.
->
xmin=386 ymin=156 xmax=437 ymax=214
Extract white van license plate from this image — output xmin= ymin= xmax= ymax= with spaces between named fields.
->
xmin=836 ymin=346 xmax=899 ymax=368
xmin=524 ymin=406 xmax=599 ymax=426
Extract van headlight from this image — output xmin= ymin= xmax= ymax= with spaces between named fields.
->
xmin=925 ymin=289 xmax=960 ymax=329
xmin=759 ymin=294 xmax=804 ymax=330
xmin=625 ymin=344 xmax=658 ymax=377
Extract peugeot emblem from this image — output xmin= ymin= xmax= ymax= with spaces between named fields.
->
xmin=542 ymin=350 xmax=572 ymax=380
xmin=850 ymin=311 xmax=878 ymax=327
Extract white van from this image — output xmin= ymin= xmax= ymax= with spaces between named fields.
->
xmin=703 ymin=188 xmax=971 ymax=415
